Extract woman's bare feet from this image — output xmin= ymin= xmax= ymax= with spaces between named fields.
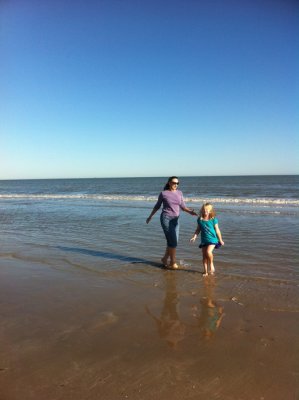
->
xmin=161 ymin=257 xmax=168 ymax=267
xmin=168 ymin=263 xmax=179 ymax=270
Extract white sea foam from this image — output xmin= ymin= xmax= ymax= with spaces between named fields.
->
xmin=0 ymin=193 xmax=298 ymax=207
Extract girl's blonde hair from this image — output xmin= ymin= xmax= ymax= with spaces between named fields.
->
xmin=200 ymin=203 xmax=216 ymax=219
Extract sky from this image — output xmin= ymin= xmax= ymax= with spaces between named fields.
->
xmin=1 ymin=0 xmax=298 ymax=179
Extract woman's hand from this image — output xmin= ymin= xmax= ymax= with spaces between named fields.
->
xmin=188 ymin=208 xmax=198 ymax=216
xmin=146 ymin=208 xmax=158 ymax=224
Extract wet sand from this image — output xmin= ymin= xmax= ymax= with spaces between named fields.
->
xmin=0 ymin=258 xmax=298 ymax=400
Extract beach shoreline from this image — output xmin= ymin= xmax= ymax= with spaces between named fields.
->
xmin=0 ymin=256 xmax=298 ymax=400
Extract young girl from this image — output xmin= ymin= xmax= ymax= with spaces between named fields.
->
xmin=190 ymin=203 xmax=224 ymax=276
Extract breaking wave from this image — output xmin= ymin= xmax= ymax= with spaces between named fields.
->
xmin=0 ymin=193 xmax=298 ymax=207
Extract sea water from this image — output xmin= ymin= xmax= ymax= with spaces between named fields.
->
xmin=0 ymin=176 xmax=298 ymax=282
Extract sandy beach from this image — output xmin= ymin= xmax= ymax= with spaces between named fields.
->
xmin=0 ymin=257 xmax=298 ymax=400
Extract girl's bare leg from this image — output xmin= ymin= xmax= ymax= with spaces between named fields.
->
xmin=202 ymin=248 xmax=208 ymax=276
xmin=168 ymin=247 xmax=179 ymax=269
xmin=206 ymin=245 xmax=216 ymax=274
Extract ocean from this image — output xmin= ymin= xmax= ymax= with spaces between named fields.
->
xmin=0 ymin=175 xmax=298 ymax=282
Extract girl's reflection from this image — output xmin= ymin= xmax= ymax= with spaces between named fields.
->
xmin=146 ymin=272 xmax=185 ymax=349
xmin=194 ymin=277 xmax=224 ymax=340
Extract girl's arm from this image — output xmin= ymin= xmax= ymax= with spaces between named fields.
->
xmin=190 ymin=225 xmax=201 ymax=243
xmin=215 ymin=224 xmax=224 ymax=245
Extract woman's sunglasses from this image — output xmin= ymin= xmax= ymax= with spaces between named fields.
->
xmin=171 ymin=181 xmax=179 ymax=185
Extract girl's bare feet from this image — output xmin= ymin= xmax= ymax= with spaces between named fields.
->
xmin=202 ymin=272 xmax=208 ymax=277
xmin=210 ymin=264 xmax=215 ymax=275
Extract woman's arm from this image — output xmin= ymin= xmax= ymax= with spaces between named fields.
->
xmin=146 ymin=207 xmax=159 ymax=224
xmin=146 ymin=193 xmax=163 ymax=224
xmin=180 ymin=192 xmax=197 ymax=216
xmin=181 ymin=206 xmax=198 ymax=216
xmin=215 ymin=224 xmax=224 ymax=245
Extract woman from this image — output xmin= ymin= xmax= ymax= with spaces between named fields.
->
xmin=146 ymin=176 xmax=197 ymax=269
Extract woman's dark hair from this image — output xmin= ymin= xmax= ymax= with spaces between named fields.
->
xmin=164 ymin=176 xmax=179 ymax=190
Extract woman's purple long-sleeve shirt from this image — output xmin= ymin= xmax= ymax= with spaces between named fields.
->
xmin=154 ymin=190 xmax=186 ymax=217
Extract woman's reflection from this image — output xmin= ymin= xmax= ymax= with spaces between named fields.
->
xmin=146 ymin=272 xmax=185 ymax=349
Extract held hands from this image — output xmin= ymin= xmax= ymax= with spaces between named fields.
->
xmin=189 ymin=209 xmax=198 ymax=216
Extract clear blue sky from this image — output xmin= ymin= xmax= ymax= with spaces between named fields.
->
xmin=1 ymin=0 xmax=298 ymax=179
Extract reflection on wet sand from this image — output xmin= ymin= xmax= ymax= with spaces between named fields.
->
xmin=193 ymin=277 xmax=225 ymax=340
xmin=146 ymin=273 xmax=225 ymax=348
xmin=146 ymin=272 xmax=185 ymax=349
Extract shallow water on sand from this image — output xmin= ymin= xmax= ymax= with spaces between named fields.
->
xmin=0 ymin=194 xmax=298 ymax=283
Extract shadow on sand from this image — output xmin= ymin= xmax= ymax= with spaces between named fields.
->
xmin=56 ymin=246 xmax=199 ymax=273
